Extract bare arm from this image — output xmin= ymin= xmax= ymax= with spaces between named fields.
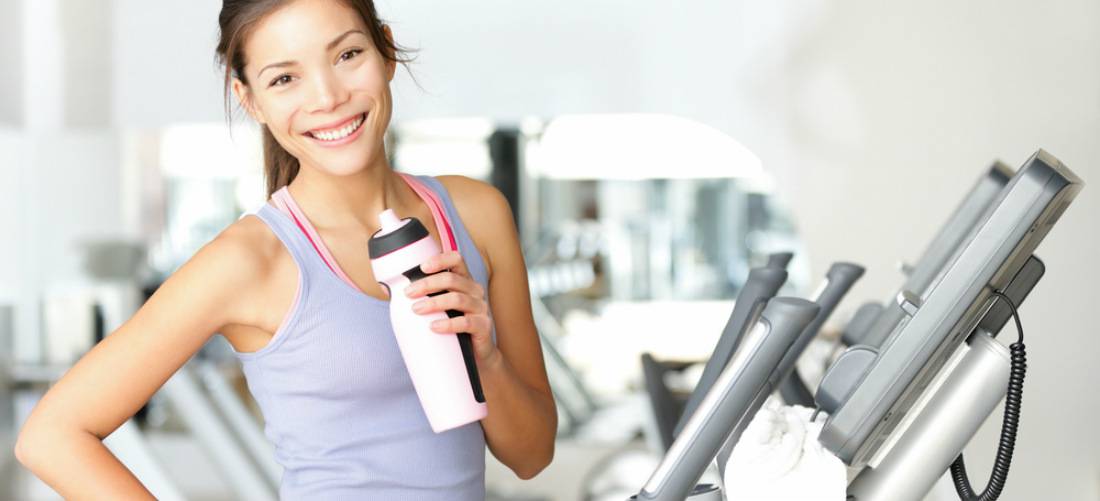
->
xmin=440 ymin=176 xmax=557 ymax=479
xmin=14 ymin=223 xmax=270 ymax=499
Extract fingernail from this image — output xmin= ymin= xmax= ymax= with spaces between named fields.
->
xmin=405 ymin=284 xmax=418 ymax=297
xmin=431 ymin=320 xmax=446 ymax=330
xmin=412 ymin=301 xmax=426 ymax=313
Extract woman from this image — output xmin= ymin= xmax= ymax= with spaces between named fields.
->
xmin=15 ymin=0 xmax=556 ymax=498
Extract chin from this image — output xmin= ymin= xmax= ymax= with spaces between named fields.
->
xmin=314 ymin=147 xmax=383 ymax=177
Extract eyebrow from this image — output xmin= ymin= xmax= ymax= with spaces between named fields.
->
xmin=256 ymin=29 xmax=367 ymax=80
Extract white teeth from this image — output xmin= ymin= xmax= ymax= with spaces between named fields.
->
xmin=311 ymin=114 xmax=364 ymax=142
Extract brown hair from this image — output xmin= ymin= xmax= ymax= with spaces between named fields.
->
xmin=214 ymin=0 xmax=414 ymax=196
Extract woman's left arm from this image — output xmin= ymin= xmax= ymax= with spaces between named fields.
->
xmin=412 ymin=176 xmax=557 ymax=480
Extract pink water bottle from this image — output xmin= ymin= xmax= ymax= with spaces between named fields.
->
xmin=369 ymin=209 xmax=488 ymax=432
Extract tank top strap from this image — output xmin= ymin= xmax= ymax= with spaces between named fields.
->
xmin=409 ymin=175 xmax=490 ymax=288
xmin=247 ymin=202 xmax=328 ymax=278
xmin=398 ymin=173 xmax=459 ymax=253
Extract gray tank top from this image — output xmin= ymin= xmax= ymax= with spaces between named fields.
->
xmin=232 ymin=175 xmax=488 ymax=500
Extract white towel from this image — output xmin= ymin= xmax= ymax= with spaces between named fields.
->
xmin=723 ymin=397 xmax=847 ymax=500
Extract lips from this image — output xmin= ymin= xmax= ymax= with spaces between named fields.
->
xmin=305 ymin=112 xmax=367 ymax=141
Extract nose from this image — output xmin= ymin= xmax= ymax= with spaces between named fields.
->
xmin=304 ymin=68 xmax=349 ymax=114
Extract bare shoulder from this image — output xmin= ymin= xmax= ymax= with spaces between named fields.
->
xmin=435 ymin=176 xmax=517 ymax=276
xmin=213 ymin=212 xmax=284 ymax=270
xmin=171 ymin=212 xmax=285 ymax=325
xmin=435 ymin=175 xmax=508 ymax=205
xmin=196 ymin=214 xmax=278 ymax=280
xmin=435 ymin=175 xmax=511 ymax=215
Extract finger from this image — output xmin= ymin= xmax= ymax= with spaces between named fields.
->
xmin=405 ymin=271 xmax=483 ymax=299
xmin=430 ymin=314 xmax=491 ymax=335
xmin=421 ymin=251 xmax=469 ymax=277
xmin=412 ymin=291 xmax=486 ymax=315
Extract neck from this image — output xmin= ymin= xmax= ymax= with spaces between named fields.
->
xmin=284 ymin=156 xmax=415 ymax=233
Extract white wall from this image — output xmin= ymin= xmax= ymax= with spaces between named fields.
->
xmin=111 ymin=0 xmax=224 ymax=128
xmin=0 ymin=0 xmax=23 ymax=125
xmin=62 ymin=0 xmax=112 ymax=128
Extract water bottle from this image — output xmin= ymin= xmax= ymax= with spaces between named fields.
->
xmin=369 ymin=209 xmax=488 ymax=433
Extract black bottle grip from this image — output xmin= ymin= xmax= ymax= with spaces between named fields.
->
xmin=402 ymin=265 xmax=486 ymax=403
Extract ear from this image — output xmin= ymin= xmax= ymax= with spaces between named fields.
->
xmin=231 ymin=77 xmax=267 ymax=125
xmin=382 ymin=24 xmax=397 ymax=82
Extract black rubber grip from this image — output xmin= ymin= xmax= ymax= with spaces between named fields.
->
xmin=403 ymin=266 xmax=486 ymax=403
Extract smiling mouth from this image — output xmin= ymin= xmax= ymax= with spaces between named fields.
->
xmin=305 ymin=113 xmax=367 ymax=141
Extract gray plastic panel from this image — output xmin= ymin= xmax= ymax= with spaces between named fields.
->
xmin=819 ymin=150 xmax=1083 ymax=466
xmin=815 ymin=345 xmax=878 ymax=416
xmin=843 ymin=303 xmax=884 ymax=346
xmin=860 ymin=162 xmax=1012 ymax=348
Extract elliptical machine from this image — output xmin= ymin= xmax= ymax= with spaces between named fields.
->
xmin=629 ymin=149 xmax=1083 ymax=500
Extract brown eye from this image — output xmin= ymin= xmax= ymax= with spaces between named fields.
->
xmin=269 ymin=74 xmax=293 ymax=87
xmin=339 ymin=49 xmax=363 ymax=62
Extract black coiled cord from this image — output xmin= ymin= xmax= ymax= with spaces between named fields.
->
xmin=950 ymin=291 xmax=1027 ymax=501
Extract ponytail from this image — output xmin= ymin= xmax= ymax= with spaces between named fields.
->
xmin=261 ymin=125 xmax=299 ymax=197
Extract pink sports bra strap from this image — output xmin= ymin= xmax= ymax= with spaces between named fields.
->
xmin=398 ymin=173 xmax=458 ymax=253
xmin=271 ymin=187 xmax=350 ymax=283
xmin=269 ymin=174 xmax=458 ymax=285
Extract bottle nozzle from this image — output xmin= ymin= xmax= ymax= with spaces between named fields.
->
xmin=369 ymin=209 xmax=424 ymax=256
xmin=378 ymin=209 xmax=402 ymax=231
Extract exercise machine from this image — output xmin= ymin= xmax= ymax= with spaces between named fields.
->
xmin=629 ymin=149 xmax=1083 ymax=500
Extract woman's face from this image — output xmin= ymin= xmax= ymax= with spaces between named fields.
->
xmin=235 ymin=0 xmax=396 ymax=177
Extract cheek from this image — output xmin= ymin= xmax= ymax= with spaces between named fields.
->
xmin=259 ymin=99 xmax=309 ymax=152
xmin=347 ymin=63 xmax=390 ymax=102
xmin=256 ymin=99 xmax=308 ymax=156
xmin=266 ymin=98 xmax=301 ymax=132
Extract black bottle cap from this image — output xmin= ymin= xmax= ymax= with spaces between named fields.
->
xmin=368 ymin=216 xmax=430 ymax=258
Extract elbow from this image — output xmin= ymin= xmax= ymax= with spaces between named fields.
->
xmin=15 ymin=418 xmax=73 ymax=469
xmin=14 ymin=426 xmax=42 ymax=468
xmin=515 ymin=470 xmax=539 ymax=481
xmin=514 ymin=464 xmax=544 ymax=481
xmin=515 ymin=401 xmax=558 ymax=480
xmin=515 ymin=441 xmax=555 ymax=480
